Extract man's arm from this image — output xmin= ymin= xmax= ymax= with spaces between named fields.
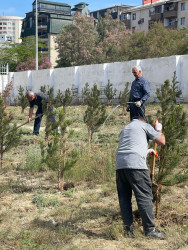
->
xmin=28 ymin=107 xmax=34 ymax=122
xmin=141 ymin=78 xmax=150 ymax=103
xmin=154 ymin=133 xmax=165 ymax=146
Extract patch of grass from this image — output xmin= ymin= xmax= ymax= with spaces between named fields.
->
xmin=32 ymin=193 xmax=60 ymax=210
xmin=103 ymin=222 xmax=124 ymax=240
xmin=0 ymin=177 xmax=31 ymax=194
xmin=66 ymin=145 xmax=116 ymax=183
xmin=19 ymin=144 xmax=44 ymax=172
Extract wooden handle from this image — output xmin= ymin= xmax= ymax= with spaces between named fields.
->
xmin=151 ymin=142 xmax=157 ymax=182
xmin=16 ymin=113 xmax=43 ymax=130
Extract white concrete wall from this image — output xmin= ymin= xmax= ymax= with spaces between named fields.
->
xmin=1 ymin=55 xmax=188 ymax=103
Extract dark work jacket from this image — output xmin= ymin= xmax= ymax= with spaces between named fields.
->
xmin=129 ymin=76 xmax=150 ymax=104
xmin=29 ymin=92 xmax=48 ymax=112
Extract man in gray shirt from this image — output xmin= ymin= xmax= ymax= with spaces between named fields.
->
xmin=116 ymin=117 xmax=165 ymax=238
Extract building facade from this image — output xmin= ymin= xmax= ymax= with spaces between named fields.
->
xmin=71 ymin=2 xmax=90 ymax=16
xmin=0 ymin=16 xmax=24 ymax=43
xmin=90 ymin=5 xmax=133 ymax=20
xmin=21 ymin=0 xmax=73 ymax=67
xmin=120 ymin=0 xmax=188 ymax=31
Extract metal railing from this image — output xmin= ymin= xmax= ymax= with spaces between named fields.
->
xmin=0 ymin=64 xmax=9 ymax=75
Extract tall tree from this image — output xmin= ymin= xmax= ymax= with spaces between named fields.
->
xmin=97 ymin=14 xmax=128 ymax=62
xmin=56 ymin=13 xmax=103 ymax=67
xmin=121 ymin=23 xmax=188 ymax=61
xmin=0 ymin=36 xmax=49 ymax=72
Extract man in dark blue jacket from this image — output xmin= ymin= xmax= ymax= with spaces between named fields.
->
xmin=127 ymin=66 xmax=150 ymax=120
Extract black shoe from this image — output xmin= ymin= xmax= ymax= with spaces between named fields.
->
xmin=125 ymin=225 xmax=135 ymax=238
xmin=145 ymin=229 xmax=165 ymax=239
xmin=33 ymin=132 xmax=39 ymax=136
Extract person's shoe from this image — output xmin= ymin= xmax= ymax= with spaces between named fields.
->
xmin=125 ymin=225 xmax=135 ymax=238
xmin=33 ymin=132 xmax=39 ymax=136
xmin=145 ymin=228 xmax=165 ymax=239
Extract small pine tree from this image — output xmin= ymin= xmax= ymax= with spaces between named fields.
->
xmin=40 ymin=85 xmax=47 ymax=94
xmin=40 ymin=108 xmax=78 ymax=193
xmin=119 ymin=82 xmax=130 ymax=115
xmin=84 ymin=83 xmax=107 ymax=143
xmin=104 ymin=80 xmax=117 ymax=105
xmin=153 ymin=71 xmax=188 ymax=216
xmin=0 ymin=96 xmax=21 ymax=169
xmin=18 ymin=85 xmax=28 ymax=114
xmin=82 ymin=82 xmax=90 ymax=104
xmin=43 ymin=87 xmax=57 ymax=139
xmin=55 ymin=89 xmax=64 ymax=107
xmin=63 ymin=88 xmax=72 ymax=109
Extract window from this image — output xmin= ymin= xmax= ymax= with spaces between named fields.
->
xmin=8 ymin=27 xmax=11 ymax=29
xmin=181 ymin=2 xmax=186 ymax=11
xmin=156 ymin=6 xmax=162 ymax=13
xmin=0 ymin=22 xmax=2 ymax=25
xmin=120 ymin=14 xmax=125 ymax=21
xmin=132 ymin=13 xmax=136 ymax=20
xmin=138 ymin=18 xmax=144 ymax=24
xmin=149 ymin=8 xmax=155 ymax=17
xmin=3 ymin=22 xmax=7 ymax=25
xmin=181 ymin=17 xmax=185 ymax=25
xmin=30 ymin=17 xmax=32 ymax=28
xmin=8 ymin=22 xmax=11 ymax=25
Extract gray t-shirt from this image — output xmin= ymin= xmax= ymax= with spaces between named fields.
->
xmin=116 ymin=119 xmax=162 ymax=170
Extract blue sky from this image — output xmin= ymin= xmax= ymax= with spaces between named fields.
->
xmin=0 ymin=0 xmax=142 ymax=17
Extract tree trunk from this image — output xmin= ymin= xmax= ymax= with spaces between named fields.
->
xmin=122 ymin=105 xmax=125 ymax=116
xmin=60 ymin=136 xmax=66 ymax=193
xmin=1 ymin=151 xmax=3 ymax=170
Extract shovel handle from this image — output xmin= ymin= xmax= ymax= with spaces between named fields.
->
xmin=16 ymin=113 xmax=43 ymax=130
xmin=151 ymin=142 xmax=157 ymax=182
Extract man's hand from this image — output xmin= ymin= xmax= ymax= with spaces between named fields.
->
xmin=154 ymin=120 xmax=162 ymax=132
xmin=147 ymin=148 xmax=158 ymax=157
xmin=28 ymin=117 xmax=32 ymax=123
xmin=126 ymin=105 xmax=130 ymax=112
xmin=135 ymin=100 xmax=142 ymax=107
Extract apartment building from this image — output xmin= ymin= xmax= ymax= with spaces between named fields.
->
xmin=21 ymin=0 xmax=73 ymax=67
xmin=90 ymin=5 xmax=133 ymax=20
xmin=72 ymin=2 xmax=90 ymax=16
xmin=0 ymin=16 xmax=24 ymax=43
xmin=120 ymin=0 xmax=188 ymax=31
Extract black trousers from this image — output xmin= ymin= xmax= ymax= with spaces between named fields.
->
xmin=116 ymin=169 xmax=155 ymax=233
xmin=129 ymin=103 xmax=145 ymax=121
xmin=33 ymin=106 xmax=55 ymax=135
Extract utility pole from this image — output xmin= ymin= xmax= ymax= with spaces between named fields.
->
xmin=36 ymin=0 xmax=38 ymax=70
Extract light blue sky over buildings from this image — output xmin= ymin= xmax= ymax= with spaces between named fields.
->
xmin=0 ymin=0 xmax=142 ymax=17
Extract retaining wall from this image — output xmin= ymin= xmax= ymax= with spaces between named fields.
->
xmin=0 ymin=55 xmax=188 ymax=103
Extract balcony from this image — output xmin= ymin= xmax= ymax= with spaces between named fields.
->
xmin=165 ymin=21 xmax=177 ymax=29
xmin=163 ymin=10 xmax=177 ymax=18
xmin=38 ymin=22 xmax=48 ymax=29
xmin=150 ymin=13 xmax=163 ymax=21
xmin=122 ymin=20 xmax=131 ymax=29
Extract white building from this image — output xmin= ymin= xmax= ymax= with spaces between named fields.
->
xmin=120 ymin=0 xmax=188 ymax=31
xmin=0 ymin=16 xmax=24 ymax=43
